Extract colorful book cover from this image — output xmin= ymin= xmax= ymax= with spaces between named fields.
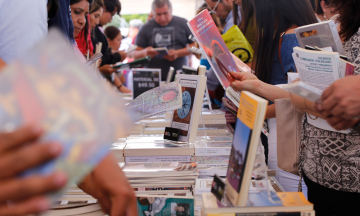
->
xmin=225 ymin=92 xmax=268 ymax=206
xmin=187 ymin=9 xmax=240 ymax=89
xmin=128 ymin=81 xmax=182 ymax=119
xmin=137 ymin=196 xmax=194 ymax=216
xmin=0 ymin=29 xmax=132 ymax=202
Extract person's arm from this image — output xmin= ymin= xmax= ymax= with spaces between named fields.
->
xmin=78 ymin=153 xmax=137 ymax=216
xmin=113 ymin=75 xmax=131 ymax=93
xmin=265 ymin=104 xmax=276 ymax=119
xmin=131 ymin=47 xmax=158 ymax=59
xmin=0 ymin=58 xmax=6 ymax=71
xmin=163 ymin=42 xmax=195 ymax=62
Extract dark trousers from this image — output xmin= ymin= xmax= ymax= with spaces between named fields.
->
xmin=303 ymin=173 xmax=360 ymax=216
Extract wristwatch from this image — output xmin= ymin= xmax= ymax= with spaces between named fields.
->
xmin=117 ymin=84 xmax=123 ymax=89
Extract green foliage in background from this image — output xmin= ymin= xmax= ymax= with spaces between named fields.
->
xmin=122 ymin=14 xmax=148 ymax=24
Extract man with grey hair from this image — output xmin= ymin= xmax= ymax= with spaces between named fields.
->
xmin=132 ymin=0 xmax=195 ymax=81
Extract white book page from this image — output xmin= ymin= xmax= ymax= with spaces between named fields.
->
xmin=292 ymin=49 xmax=340 ymax=90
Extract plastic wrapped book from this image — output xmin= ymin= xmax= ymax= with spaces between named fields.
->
xmin=0 ymin=29 xmax=132 ymax=202
xmin=127 ymin=81 xmax=182 ymax=119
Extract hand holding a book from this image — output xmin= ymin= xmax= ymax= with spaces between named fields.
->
xmin=163 ymin=50 xmax=178 ymax=62
xmin=144 ymin=47 xmax=159 ymax=58
xmin=230 ymin=71 xmax=261 ymax=93
xmin=0 ymin=125 xmax=67 ymax=216
xmin=99 ymin=64 xmax=118 ymax=75
xmin=78 ymin=153 xmax=137 ymax=216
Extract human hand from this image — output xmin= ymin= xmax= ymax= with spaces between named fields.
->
xmin=163 ymin=50 xmax=178 ymax=62
xmin=0 ymin=125 xmax=67 ymax=216
xmin=230 ymin=71 xmax=261 ymax=93
xmin=99 ymin=64 xmax=117 ymax=75
xmin=323 ymin=116 xmax=359 ymax=131
xmin=315 ymin=76 xmax=360 ymax=119
xmin=144 ymin=47 xmax=158 ymax=58
xmin=78 ymin=153 xmax=137 ymax=216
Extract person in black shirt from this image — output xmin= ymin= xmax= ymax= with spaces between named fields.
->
xmin=91 ymin=0 xmax=126 ymax=68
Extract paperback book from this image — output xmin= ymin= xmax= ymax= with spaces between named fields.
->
xmin=170 ymin=74 xmax=207 ymax=143
xmin=0 ymin=29 xmax=132 ymax=202
xmin=187 ymin=10 xmax=241 ymax=101
xmin=128 ymin=81 xmax=182 ymax=119
xmin=225 ymin=91 xmax=268 ymax=206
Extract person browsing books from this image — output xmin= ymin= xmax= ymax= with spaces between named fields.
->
xmin=230 ymin=0 xmax=360 ymax=214
xmin=231 ymin=0 xmax=318 ymax=199
xmin=132 ymin=0 xmax=195 ymax=81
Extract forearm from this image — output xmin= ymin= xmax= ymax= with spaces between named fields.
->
xmin=176 ymin=43 xmax=195 ymax=58
xmin=0 ymin=58 xmax=6 ymax=71
xmin=132 ymin=48 xmax=147 ymax=59
xmin=289 ymin=93 xmax=326 ymax=118
xmin=265 ymin=104 xmax=276 ymax=119
xmin=256 ymin=82 xmax=290 ymax=102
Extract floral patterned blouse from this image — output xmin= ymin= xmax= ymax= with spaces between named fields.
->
xmin=300 ymin=28 xmax=360 ymax=193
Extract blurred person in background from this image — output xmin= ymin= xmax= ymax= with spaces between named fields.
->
xmin=206 ymin=0 xmax=236 ymax=33
xmin=120 ymin=19 xmax=144 ymax=51
xmin=91 ymin=0 xmax=127 ymax=66
xmin=315 ymin=0 xmax=336 ymax=22
xmin=132 ymin=0 xmax=194 ymax=81
xmin=232 ymin=0 xmax=255 ymax=49
xmin=104 ymin=26 xmax=122 ymax=53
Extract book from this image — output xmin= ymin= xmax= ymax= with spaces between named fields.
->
xmin=166 ymin=110 xmax=226 ymax=120
xmin=170 ymin=74 xmax=207 ymax=143
xmin=125 ymin=155 xmax=191 ymax=164
xmin=131 ymin=68 xmax=161 ymax=99
xmin=194 ymin=142 xmax=232 ymax=156
xmin=190 ymin=155 xmax=230 ymax=164
xmin=41 ymin=204 xmax=101 ymax=216
xmin=153 ymin=47 xmax=169 ymax=58
xmin=292 ymin=47 xmax=341 ymax=91
xmin=194 ymin=179 xmax=213 ymax=201
xmin=294 ymin=20 xmax=344 ymax=55
xmin=187 ymin=10 xmax=240 ymax=99
xmin=182 ymin=65 xmax=199 ymax=75
xmin=201 ymin=193 xmax=314 ymax=215
xmin=0 ymin=29 xmax=132 ymax=202
xmin=198 ymin=167 xmax=227 ymax=177
xmin=124 ymin=142 xmax=195 ymax=156
xmin=122 ymin=162 xmax=198 ymax=177
xmin=128 ymin=81 xmax=182 ymax=119
xmin=225 ymin=91 xmax=268 ymax=206
xmin=136 ymin=195 xmax=194 ymax=216
xmin=112 ymin=56 xmax=151 ymax=69
xmin=85 ymin=53 xmax=103 ymax=67
xmin=282 ymin=81 xmax=322 ymax=103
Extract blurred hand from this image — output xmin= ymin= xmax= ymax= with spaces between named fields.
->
xmin=230 ymin=71 xmax=260 ymax=93
xmin=0 ymin=125 xmax=67 ymax=216
xmin=315 ymin=76 xmax=360 ymax=119
xmin=78 ymin=153 xmax=137 ymax=216
xmin=163 ymin=50 xmax=178 ymax=62
xmin=323 ymin=116 xmax=359 ymax=131
xmin=99 ymin=64 xmax=117 ymax=75
xmin=144 ymin=47 xmax=158 ymax=58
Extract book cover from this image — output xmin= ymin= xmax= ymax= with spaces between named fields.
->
xmin=128 ymin=81 xmax=182 ymax=119
xmin=170 ymin=74 xmax=207 ymax=143
xmin=194 ymin=142 xmax=232 ymax=156
xmin=137 ymin=196 xmax=194 ymax=216
xmin=294 ymin=20 xmax=344 ymax=55
xmin=0 ymin=29 xmax=132 ymax=202
xmin=225 ymin=92 xmax=268 ymax=206
xmin=153 ymin=47 xmax=169 ymax=58
xmin=125 ymin=155 xmax=191 ymax=164
xmin=112 ymin=56 xmax=151 ymax=69
xmin=187 ymin=9 xmax=240 ymax=90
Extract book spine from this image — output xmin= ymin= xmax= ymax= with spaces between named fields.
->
xmin=206 ymin=211 xmax=315 ymax=216
xmin=195 ymin=148 xmax=231 ymax=156
xmin=125 ymin=155 xmax=191 ymax=164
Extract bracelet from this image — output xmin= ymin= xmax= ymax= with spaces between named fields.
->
xmin=304 ymin=99 xmax=318 ymax=120
xmin=117 ymin=84 xmax=123 ymax=89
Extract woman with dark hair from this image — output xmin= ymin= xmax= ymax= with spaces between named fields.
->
xmin=230 ymin=0 xmax=360 ymax=214
xmin=75 ymin=0 xmax=104 ymax=57
xmin=232 ymin=0 xmax=317 ymax=195
xmin=232 ymin=0 xmax=255 ymax=49
xmin=104 ymin=26 xmax=122 ymax=53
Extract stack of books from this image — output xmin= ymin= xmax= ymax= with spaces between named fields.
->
xmin=122 ymin=162 xmax=199 ymax=196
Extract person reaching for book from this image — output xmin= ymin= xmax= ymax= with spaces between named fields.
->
xmin=231 ymin=0 xmax=360 ymax=214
